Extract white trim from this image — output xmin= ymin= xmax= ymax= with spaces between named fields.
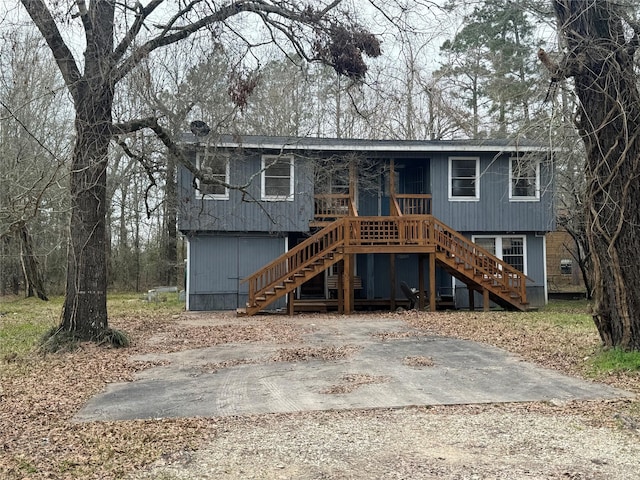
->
xmin=261 ymin=155 xmax=295 ymax=201
xmin=207 ymin=139 xmax=551 ymax=153
xmin=448 ymin=156 xmax=480 ymax=201
xmin=195 ymin=151 xmax=230 ymax=200
xmin=542 ymin=234 xmax=548 ymax=304
xmin=509 ymin=157 xmax=540 ymax=202
xmin=185 ymin=239 xmax=191 ymax=311
xmin=471 ymin=234 xmax=527 ymax=275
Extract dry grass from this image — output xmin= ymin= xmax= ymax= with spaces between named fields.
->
xmin=1 ymin=296 xmax=638 ymax=479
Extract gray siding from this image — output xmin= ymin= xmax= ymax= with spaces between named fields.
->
xmin=178 ymin=151 xmax=314 ymax=233
xmin=187 ymin=233 xmax=286 ymax=311
xmin=430 ymin=152 xmax=554 ymax=232
xmin=178 ymin=139 xmax=553 ymax=311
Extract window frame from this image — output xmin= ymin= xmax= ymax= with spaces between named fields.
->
xmin=261 ymin=155 xmax=295 ymax=201
xmin=195 ymin=151 xmax=230 ymax=200
xmin=471 ymin=234 xmax=527 ymax=275
xmin=509 ymin=156 xmax=541 ymax=201
xmin=448 ymin=156 xmax=480 ymax=201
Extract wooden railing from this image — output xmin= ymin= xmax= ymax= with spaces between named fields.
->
xmin=243 ymin=212 xmax=527 ymax=313
xmin=431 ymin=217 xmax=527 ymax=304
xmin=345 ymin=216 xmax=434 ymax=246
xmin=244 ymin=219 xmax=345 ymax=307
xmin=394 ymin=194 xmax=432 ymax=215
xmin=314 ymin=194 xmax=352 ymax=221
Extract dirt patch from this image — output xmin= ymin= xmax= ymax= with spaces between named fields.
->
xmin=270 ymin=344 xmax=361 ymax=362
xmin=321 ymin=373 xmax=391 ymax=394
xmin=403 ymin=355 xmax=435 ymax=367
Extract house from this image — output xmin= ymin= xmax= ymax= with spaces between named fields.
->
xmin=178 ymin=135 xmax=554 ymax=314
xmin=545 ymin=230 xmax=586 ymax=296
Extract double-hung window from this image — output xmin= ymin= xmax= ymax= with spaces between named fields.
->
xmin=472 ymin=235 xmax=526 ymax=274
xmin=510 ymin=156 xmax=540 ymax=201
xmin=196 ymin=151 xmax=229 ymax=199
xmin=262 ymin=155 xmax=294 ymax=201
xmin=449 ymin=157 xmax=480 ymax=200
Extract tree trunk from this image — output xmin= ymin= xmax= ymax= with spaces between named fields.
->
xmin=60 ymin=76 xmax=113 ymax=338
xmin=162 ymin=154 xmax=178 ymax=286
xmin=18 ymin=223 xmax=48 ymax=301
xmin=554 ymin=0 xmax=640 ymax=350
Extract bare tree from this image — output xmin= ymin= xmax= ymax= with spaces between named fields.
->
xmin=0 ymin=29 xmax=69 ymax=299
xmin=542 ymin=0 xmax=640 ymax=349
xmin=16 ymin=0 xmax=380 ymax=343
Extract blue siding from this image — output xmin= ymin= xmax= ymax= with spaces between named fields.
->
xmin=178 ymin=151 xmax=314 ymax=233
xmin=430 ymin=152 xmax=554 ymax=232
xmin=178 ymin=137 xmax=554 ymax=311
xmin=187 ymin=233 xmax=286 ymax=311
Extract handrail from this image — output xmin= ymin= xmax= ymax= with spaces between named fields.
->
xmin=390 ymin=196 xmax=403 ymax=216
xmin=431 ymin=217 xmax=527 ymax=304
xmin=242 ymin=218 xmax=345 ymax=307
xmin=394 ymin=194 xmax=432 ymax=215
xmin=243 ymin=213 xmax=527 ymax=313
xmin=314 ymin=194 xmax=351 ymax=220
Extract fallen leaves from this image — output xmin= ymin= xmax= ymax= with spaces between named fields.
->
xmin=321 ymin=373 xmax=391 ymax=394
xmin=271 ymin=345 xmax=361 ymax=362
xmin=1 ymin=305 xmax=639 ymax=480
xmin=403 ymin=355 xmax=435 ymax=367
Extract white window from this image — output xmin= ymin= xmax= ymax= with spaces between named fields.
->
xmin=449 ymin=157 xmax=480 ymax=200
xmin=472 ymin=235 xmax=527 ymax=274
xmin=509 ymin=156 xmax=540 ymax=201
xmin=262 ymin=155 xmax=294 ymax=201
xmin=196 ymin=151 xmax=229 ymax=199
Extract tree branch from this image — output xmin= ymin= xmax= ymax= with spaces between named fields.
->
xmin=19 ymin=0 xmax=82 ymax=101
xmin=113 ymin=0 xmax=347 ymax=84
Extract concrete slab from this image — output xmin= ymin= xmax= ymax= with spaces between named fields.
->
xmin=75 ymin=317 xmax=634 ymax=421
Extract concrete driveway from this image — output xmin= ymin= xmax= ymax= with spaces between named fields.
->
xmin=75 ymin=316 xmax=633 ymax=421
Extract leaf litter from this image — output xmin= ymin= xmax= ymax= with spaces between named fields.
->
xmin=1 ymin=307 xmax=639 ymax=479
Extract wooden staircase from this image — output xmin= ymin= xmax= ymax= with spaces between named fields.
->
xmin=239 ymin=216 xmax=529 ymax=316
xmin=239 ymin=220 xmax=345 ymax=316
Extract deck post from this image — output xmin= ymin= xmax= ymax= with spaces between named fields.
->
xmin=287 ymin=290 xmax=295 ymax=316
xmin=469 ymin=287 xmax=475 ymax=311
xmin=418 ymin=254 xmax=425 ymax=310
xmin=337 ymin=260 xmax=344 ymax=314
xmin=344 ymin=253 xmax=353 ymax=314
xmin=390 ymin=253 xmax=396 ymax=310
xmin=429 ymin=253 xmax=436 ymax=312
xmin=483 ymin=288 xmax=490 ymax=312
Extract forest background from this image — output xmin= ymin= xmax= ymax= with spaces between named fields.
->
xmin=0 ymin=0 xmax=596 ymax=298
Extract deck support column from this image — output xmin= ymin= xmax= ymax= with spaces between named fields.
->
xmin=337 ymin=261 xmax=344 ymax=314
xmin=469 ymin=287 xmax=475 ymax=311
xmin=418 ymin=254 xmax=425 ymax=310
xmin=287 ymin=290 xmax=295 ymax=316
xmin=343 ymin=254 xmax=354 ymax=314
xmin=390 ymin=253 xmax=396 ymax=310
xmin=429 ymin=253 xmax=436 ymax=312
xmin=483 ymin=288 xmax=490 ymax=312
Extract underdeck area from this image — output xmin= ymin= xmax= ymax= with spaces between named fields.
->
xmin=240 ymin=188 xmax=530 ymax=316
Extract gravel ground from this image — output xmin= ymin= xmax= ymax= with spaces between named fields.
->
xmin=129 ymin=310 xmax=640 ymax=480
xmin=134 ymin=406 xmax=640 ymax=480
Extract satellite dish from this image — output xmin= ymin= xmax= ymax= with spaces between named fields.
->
xmin=190 ymin=120 xmax=211 ymax=137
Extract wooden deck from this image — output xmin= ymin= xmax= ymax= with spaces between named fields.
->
xmin=238 ymin=192 xmax=529 ymax=316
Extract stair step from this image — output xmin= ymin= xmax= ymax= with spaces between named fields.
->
xmin=274 ymin=285 xmax=286 ymax=290
xmin=236 ymin=308 xmax=247 ymax=317
xmin=256 ymin=296 xmax=266 ymax=302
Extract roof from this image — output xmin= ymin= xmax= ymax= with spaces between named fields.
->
xmin=180 ymin=133 xmax=551 ymax=154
